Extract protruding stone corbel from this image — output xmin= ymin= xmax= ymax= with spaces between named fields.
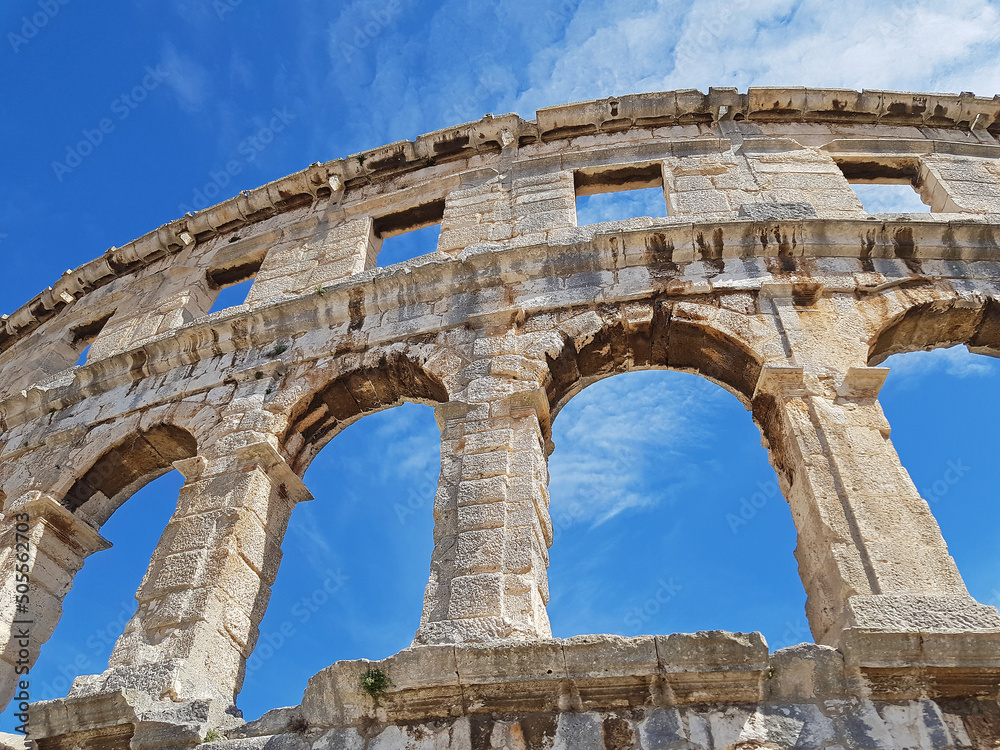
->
xmin=172 ymin=456 xmax=208 ymax=482
xmin=434 ymin=401 xmax=471 ymax=431
xmin=9 ymin=493 xmax=111 ymax=556
xmin=498 ymin=387 xmax=551 ymax=435
xmin=465 ymin=307 xmax=525 ymax=334
xmin=235 ymin=441 xmax=312 ymax=503
xmin=753 ymin=365 xmax=806 ymax=400
xmin=836 ymin=366 xmax=889 ymax=400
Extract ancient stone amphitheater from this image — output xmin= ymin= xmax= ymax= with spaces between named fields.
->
xmin=3 ymin=87 xmax=1000 ymax=749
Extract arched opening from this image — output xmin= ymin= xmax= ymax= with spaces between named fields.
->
xmin=240 ymin=402 xmax=440 ymax=720
xmin=869 ymin=296 xmax=1000 ymax=613
xmin=878 ymin=346 xmax=1000 ymax=612
xmin=283 ymin=350 xmax=449 ymax=474
xmin=238 ymin=354 xmax=449 ymax=718
xmin=546 ymin=369 xmax=808 ymax=648
xmin=0 ymin=470 xmax=183 ymax=725
xmin=540 ymin=300 xmax=808 ymax=647
xmin=62 ymin=423 xmax=198 ymax=526
xmin=0 ymin=424 xmax=197 ymax=715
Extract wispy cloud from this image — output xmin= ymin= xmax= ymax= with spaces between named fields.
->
xmin=312 ymin=0 xmax=1000 ymax=169
xmin=516 ymin=0 xmax=1000 ymax=116
xmin=549 ymin=371 xmax=734 ymax=527
xmin=884 ymin=346 xmax=997 ymax=384
xmin=851 ymin=184 xmax=931 ymax=214
xmin=160 ymin=40 xmax=211 ymax=114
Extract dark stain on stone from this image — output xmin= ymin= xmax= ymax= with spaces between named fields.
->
xmin=348 ymin=288 xmax=366 ymax=332
xmin=713 ymin=227 xmax=725 ymax=257
xmin=891 ymin=227 xmax=916 ymax=260
xmin=645 ymin=232 xmax=673 ymax=261
xmin=520 ymin=713 xmax=557 ymax=750
xmin=602 ymin=716 xmax=635 ymax=750
xmin=469 ymin=716 xmax=494 ymax=750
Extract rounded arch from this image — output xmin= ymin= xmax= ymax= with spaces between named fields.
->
xmin=281 ymin=346 xmax=451 ymax=474
xmin=867 ymin=290 xmax=1000 ymax=365
xmin=61 ymin=423 xmax=197 ymax=527
xmin=544 ymin=299 xmax=768 ymax=421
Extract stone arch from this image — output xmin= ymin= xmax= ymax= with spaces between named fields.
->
xmin=281 ymin=347 xmax=451 ymax=474
xmin=61 ymin=423 xmax=198 ymax=527
xmin=867 ymin=290 xmax=1000 ymax=365
xmin=544 ymin=299 xmax=768 ymax=421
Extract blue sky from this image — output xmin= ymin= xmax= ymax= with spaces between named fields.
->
xmin=3 ymin=0 xmax=1000 ymax=724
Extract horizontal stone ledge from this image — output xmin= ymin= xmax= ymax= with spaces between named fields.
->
xmin=296 ymin=629 xmax=1000 ymax=727
xmin=3 ymin=215 xmax=1000 ymax=432
xmin=840 ymin=629 xmax=1000 ymax=701
xmin=301 ymin=632 xmax=769 ymax=726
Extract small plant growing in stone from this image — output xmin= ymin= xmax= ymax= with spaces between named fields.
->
xmin=254 ymin=371 xmax=264 ymax=380
xmin=316 ymin=285 xmax=326 ymax=296
xmin=228 ymin=235 xmax=240 ymax=243
xmin=203 ymin=728 xmax=221 ymax=743
xmin=360 ymin=666 xmax=390 ymax=703
xmin=271 ymin=344 xmax=288 ymax=356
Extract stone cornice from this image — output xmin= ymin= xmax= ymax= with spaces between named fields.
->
xmin=1 ymin=214 xmax=998 ymax=439
xmin=4 ymin=87 xmax=1000 ymax=355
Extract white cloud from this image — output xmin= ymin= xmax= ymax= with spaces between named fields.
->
xmin=160 ymin=41 xmax=211 ymax=114
xmin=548 ymin=371 xmax=734 ymax=527
xmin=850 ymin=184 xmax=931 ymax=214
xmin=884 ymin=346 xmax=998 ymax=383
xmin=515 ymin=0 xmax=1000 ymax=118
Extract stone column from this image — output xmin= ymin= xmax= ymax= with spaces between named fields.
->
xmin=415 ymin=387 xmax=553 ymax=644
xmin=753 ymin=366 xmax=1000 ymax=647
xmin=245 ymin=215 xmax=380 ymax=303
xmin=70 ymin=441 xmax=311 ymax=709
xmin=0 ymin=494 xmax=110 ymax=709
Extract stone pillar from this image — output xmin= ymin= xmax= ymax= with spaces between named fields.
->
xmin=0 ymin=494 xmax=110 ymax=709
xmin=88 ymin=267 xmax=215 ymax=361
xmin=70 ymin=441 xmax=311 ymax=709
xmin=415 ymin=387 xmax=553 ymax=644
xmin=438 ymin=176 xmax=514 ymax=255
xmin=753 ymin=366 xmax=1000 ymax=647
xmin=245 ymin=215 xmax=379 ymax=303
xmin=511 ymin=167 xmax=577 ymax=238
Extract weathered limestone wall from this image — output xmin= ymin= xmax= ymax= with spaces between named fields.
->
xmin=2 ymin=87 xmax=1000 ymax=748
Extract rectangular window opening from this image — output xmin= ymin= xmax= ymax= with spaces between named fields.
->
xmin=835 ymin=158 xmax=933 ymax=214
xmin=574 ymin=164 xmax=668 ymax=226
xmin=208 ymin=277 xmax=255 ymax=314
xmin=70 ymin=310 xmax=114 ymax=366
xmin=372 ymin=199 xmax=445 ymax=268
xmin=206 ymin=254 xmax=264 ymax=314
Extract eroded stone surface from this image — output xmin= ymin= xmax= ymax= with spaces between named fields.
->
xmin=3 ymin=87 xmax=1000 ymax=746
